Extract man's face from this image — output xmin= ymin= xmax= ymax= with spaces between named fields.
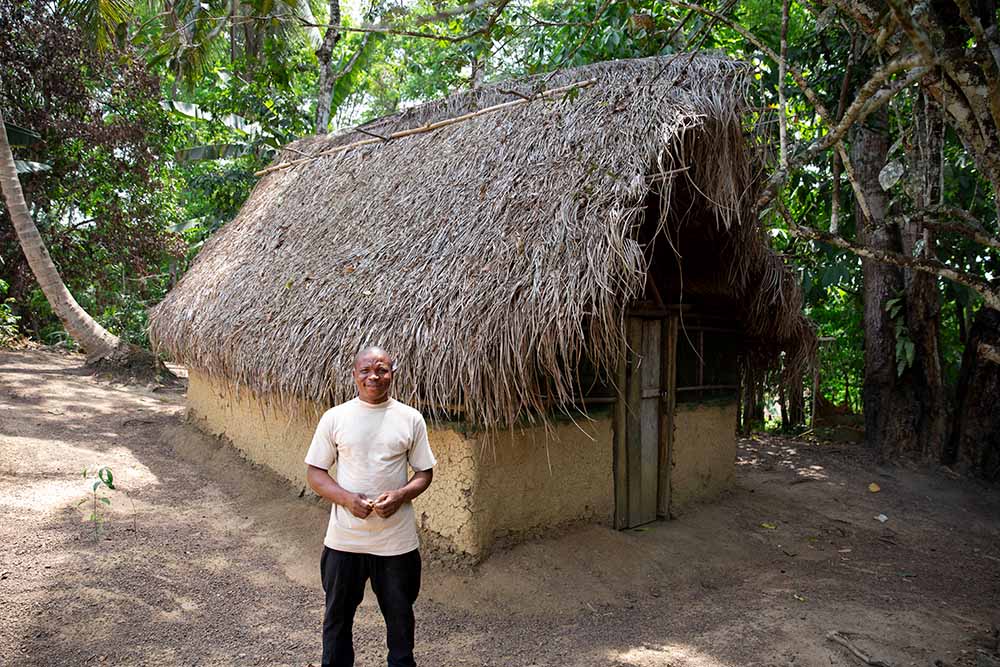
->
xmin=353 ymin=350 xmax=393 ymax=404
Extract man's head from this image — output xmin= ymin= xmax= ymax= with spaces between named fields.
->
xmin=353 ymin=346 xmax=395 ymax=404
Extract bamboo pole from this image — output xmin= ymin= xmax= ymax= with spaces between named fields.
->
xmin=255 ymin=79 xmax=599 ymax=177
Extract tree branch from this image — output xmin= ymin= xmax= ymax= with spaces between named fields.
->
xmin=334 ymin=31 xmax=372 ymax=85
xmin=776 ymin=204 xmax=1000 ymax=310
xmin=893 ymin=206 xmax=1000 ymax=250
xmin=758 ymin=54 xmax=931 ymax=210
xmin=301 ymin=0 xmax=512 ymax=43
xmin=159 ymin=0 xmax=513 ymax=45
xmin=663 ymin=1 xmax=877 ymax=224
xmin=830 ymin=34 xmax=856 ymax=236
xmin=953 ymin=0 xmax=1000 ymax=137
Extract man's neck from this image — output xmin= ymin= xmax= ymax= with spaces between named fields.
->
xmin=359 ymin=396 xmax=391 ymax=406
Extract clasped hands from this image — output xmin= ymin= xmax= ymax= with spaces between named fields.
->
xmin=347 ymin=489 xmax=403 ymax=519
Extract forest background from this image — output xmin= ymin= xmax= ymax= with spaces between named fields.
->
xmin=2 ymin=0 xmax=999 ymax=477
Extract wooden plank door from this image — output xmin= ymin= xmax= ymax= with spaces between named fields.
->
xmin=617 ymin=316 xmax=662 ymax=528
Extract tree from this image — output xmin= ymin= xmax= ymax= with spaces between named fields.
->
xmin=948 ymin=306 xmax=1000 ymax=479
xmin=0 ymin=0 xmax=179 ymax=364
xmin=0 ymin=113 xmax=123 ymax=363
xmin=314 ymin=0 xmax=343 ymax=134
xmin=675 ymin=0 xmax=1000 ymax=470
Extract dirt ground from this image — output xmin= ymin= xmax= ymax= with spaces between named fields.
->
xmin=1 ymin=349 xmax=999 ymax=667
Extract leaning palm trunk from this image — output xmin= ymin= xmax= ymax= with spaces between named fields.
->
xmin=0 ymin=109 xmax=123 ymax=362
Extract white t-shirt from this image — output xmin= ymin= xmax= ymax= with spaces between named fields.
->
xmin=304 ymin=397 xmax=436 ymax=556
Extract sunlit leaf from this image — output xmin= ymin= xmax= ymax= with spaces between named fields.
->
xmin=878 ymin=160 xmax=904 ymax=191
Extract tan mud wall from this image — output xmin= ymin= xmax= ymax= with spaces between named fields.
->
xmin=186 ymin=372 xmax=613 ymax=558
xmin=186 ymin=370 xmax=322 ymax=486
xmin=671 ymin=402 xmax=738 ymax=513
xmin=409 ymin=429 xmax=480 ymax=556
xmin=471 ymin=420 xmax=614 ymax=553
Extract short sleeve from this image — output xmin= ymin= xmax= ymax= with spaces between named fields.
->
xmin=407 ymin=414 xmax=436 ymax=472
xmin=304 ymin=411 xmax=337 ymax=470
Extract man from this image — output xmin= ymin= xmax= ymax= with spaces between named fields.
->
xmin=305 ymin=346 xmax=436 ymax=667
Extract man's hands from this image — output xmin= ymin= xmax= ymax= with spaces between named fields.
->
xmin=347 ymin=492 xmax=374 ymax=518
xmin=307 ymin=465 xmax=432 ymax=521
xmin=347 ymin=490 xmax=402 ymax=519
xmin=372 ymin=490 xmax=405 ymax=518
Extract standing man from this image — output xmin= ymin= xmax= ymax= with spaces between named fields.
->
xmin=305 ymin=346 xmax=436 ymax=667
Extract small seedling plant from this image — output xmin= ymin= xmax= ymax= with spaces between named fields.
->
xmin=79 ymin=467 xmax=115 ymax=541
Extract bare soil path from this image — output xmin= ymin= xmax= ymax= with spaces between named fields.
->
xmin=1 ymin=349 xmax=998 ymax=667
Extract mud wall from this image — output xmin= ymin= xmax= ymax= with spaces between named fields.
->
xmin=186 ymin=370 xmax=322 ymax=485
xmin=470 ymin=420 xmax=614 ymax=553
xmin=670 ymin=401 xmax=738 ymax=513
xmin=186 ymin=371 xmax=613 ymax=558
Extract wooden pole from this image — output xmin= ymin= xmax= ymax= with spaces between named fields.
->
xmin=810 ymin=360 xmax=820 ymax=428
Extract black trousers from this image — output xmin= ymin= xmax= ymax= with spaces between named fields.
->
xmin=320 ymin=547 xmax=422 ymax=667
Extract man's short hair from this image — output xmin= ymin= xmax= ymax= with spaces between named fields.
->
xmin=354 ymin=345 xmax=398 ymax=371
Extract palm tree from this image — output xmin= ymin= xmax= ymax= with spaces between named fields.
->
xmin=0 ymin=110 xmax=126 ymax=363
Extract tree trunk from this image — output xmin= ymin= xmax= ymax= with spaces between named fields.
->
xmin=788 ymin=370 xmax=804 ymax=426
xmin=902 ymin=94 xmax=948 ymax=460
xmin=314 ymin=0 xmax=342 ymax=135
xmin=947 ymin=307 xmax=1000 ymax=479
xmin=0 ymin=111 xmax=123 ymax=363
xmin=854 ymin=109 xmax=920 ymax=460
xmin=753 ymin=375 xmax=765 ymax=424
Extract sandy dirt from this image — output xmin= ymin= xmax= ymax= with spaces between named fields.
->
xmin=1 ymin=348 xmax=998 ymax=667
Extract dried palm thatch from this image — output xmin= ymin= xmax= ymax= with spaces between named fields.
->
xmin=149 ymin=54 xmax=814 ymax=427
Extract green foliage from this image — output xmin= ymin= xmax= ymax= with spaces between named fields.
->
xmin=885 ymin=293 xmax=915 ymax=377
xmin=59 ymin=0 xmax=132 ymax=52
xmin=78 ymin=466 xmax=116 ymax=541
xmin=0 ymin=280 xmax=21 ymax=346
xmin=0 ymin=0 xmax=184 ymax=346
xmin=810 ymin=286 xmax=864 ymax=412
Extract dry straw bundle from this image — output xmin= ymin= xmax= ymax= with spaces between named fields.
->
xmin=149 ymin=54 xmax=813 ymax=427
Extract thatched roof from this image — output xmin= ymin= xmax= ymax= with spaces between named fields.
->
xmin=149 ymin=54 xmax=814 ymax=426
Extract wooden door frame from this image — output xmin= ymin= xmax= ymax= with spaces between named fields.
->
xmin=659 ymin=314 xmax=677 ymax=518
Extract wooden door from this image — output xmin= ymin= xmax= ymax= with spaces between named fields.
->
xmin=615 ymin=316 xmax=665 ymax=528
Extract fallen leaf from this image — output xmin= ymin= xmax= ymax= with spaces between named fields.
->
xmin=869 ymin=483 xmax=881 ymax=493
xmin=761 ymin=522 xmax=778 ymax=530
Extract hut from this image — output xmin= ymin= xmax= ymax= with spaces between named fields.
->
xmin=149 ymin=55 xmax=813 ymax=560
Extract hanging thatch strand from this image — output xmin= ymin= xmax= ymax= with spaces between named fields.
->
xmin=149 ymin=54 xmax=814 ymax=427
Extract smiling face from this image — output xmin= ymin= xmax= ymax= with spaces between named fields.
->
xmin=353 ymin=347 xmax=394 ymax=404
